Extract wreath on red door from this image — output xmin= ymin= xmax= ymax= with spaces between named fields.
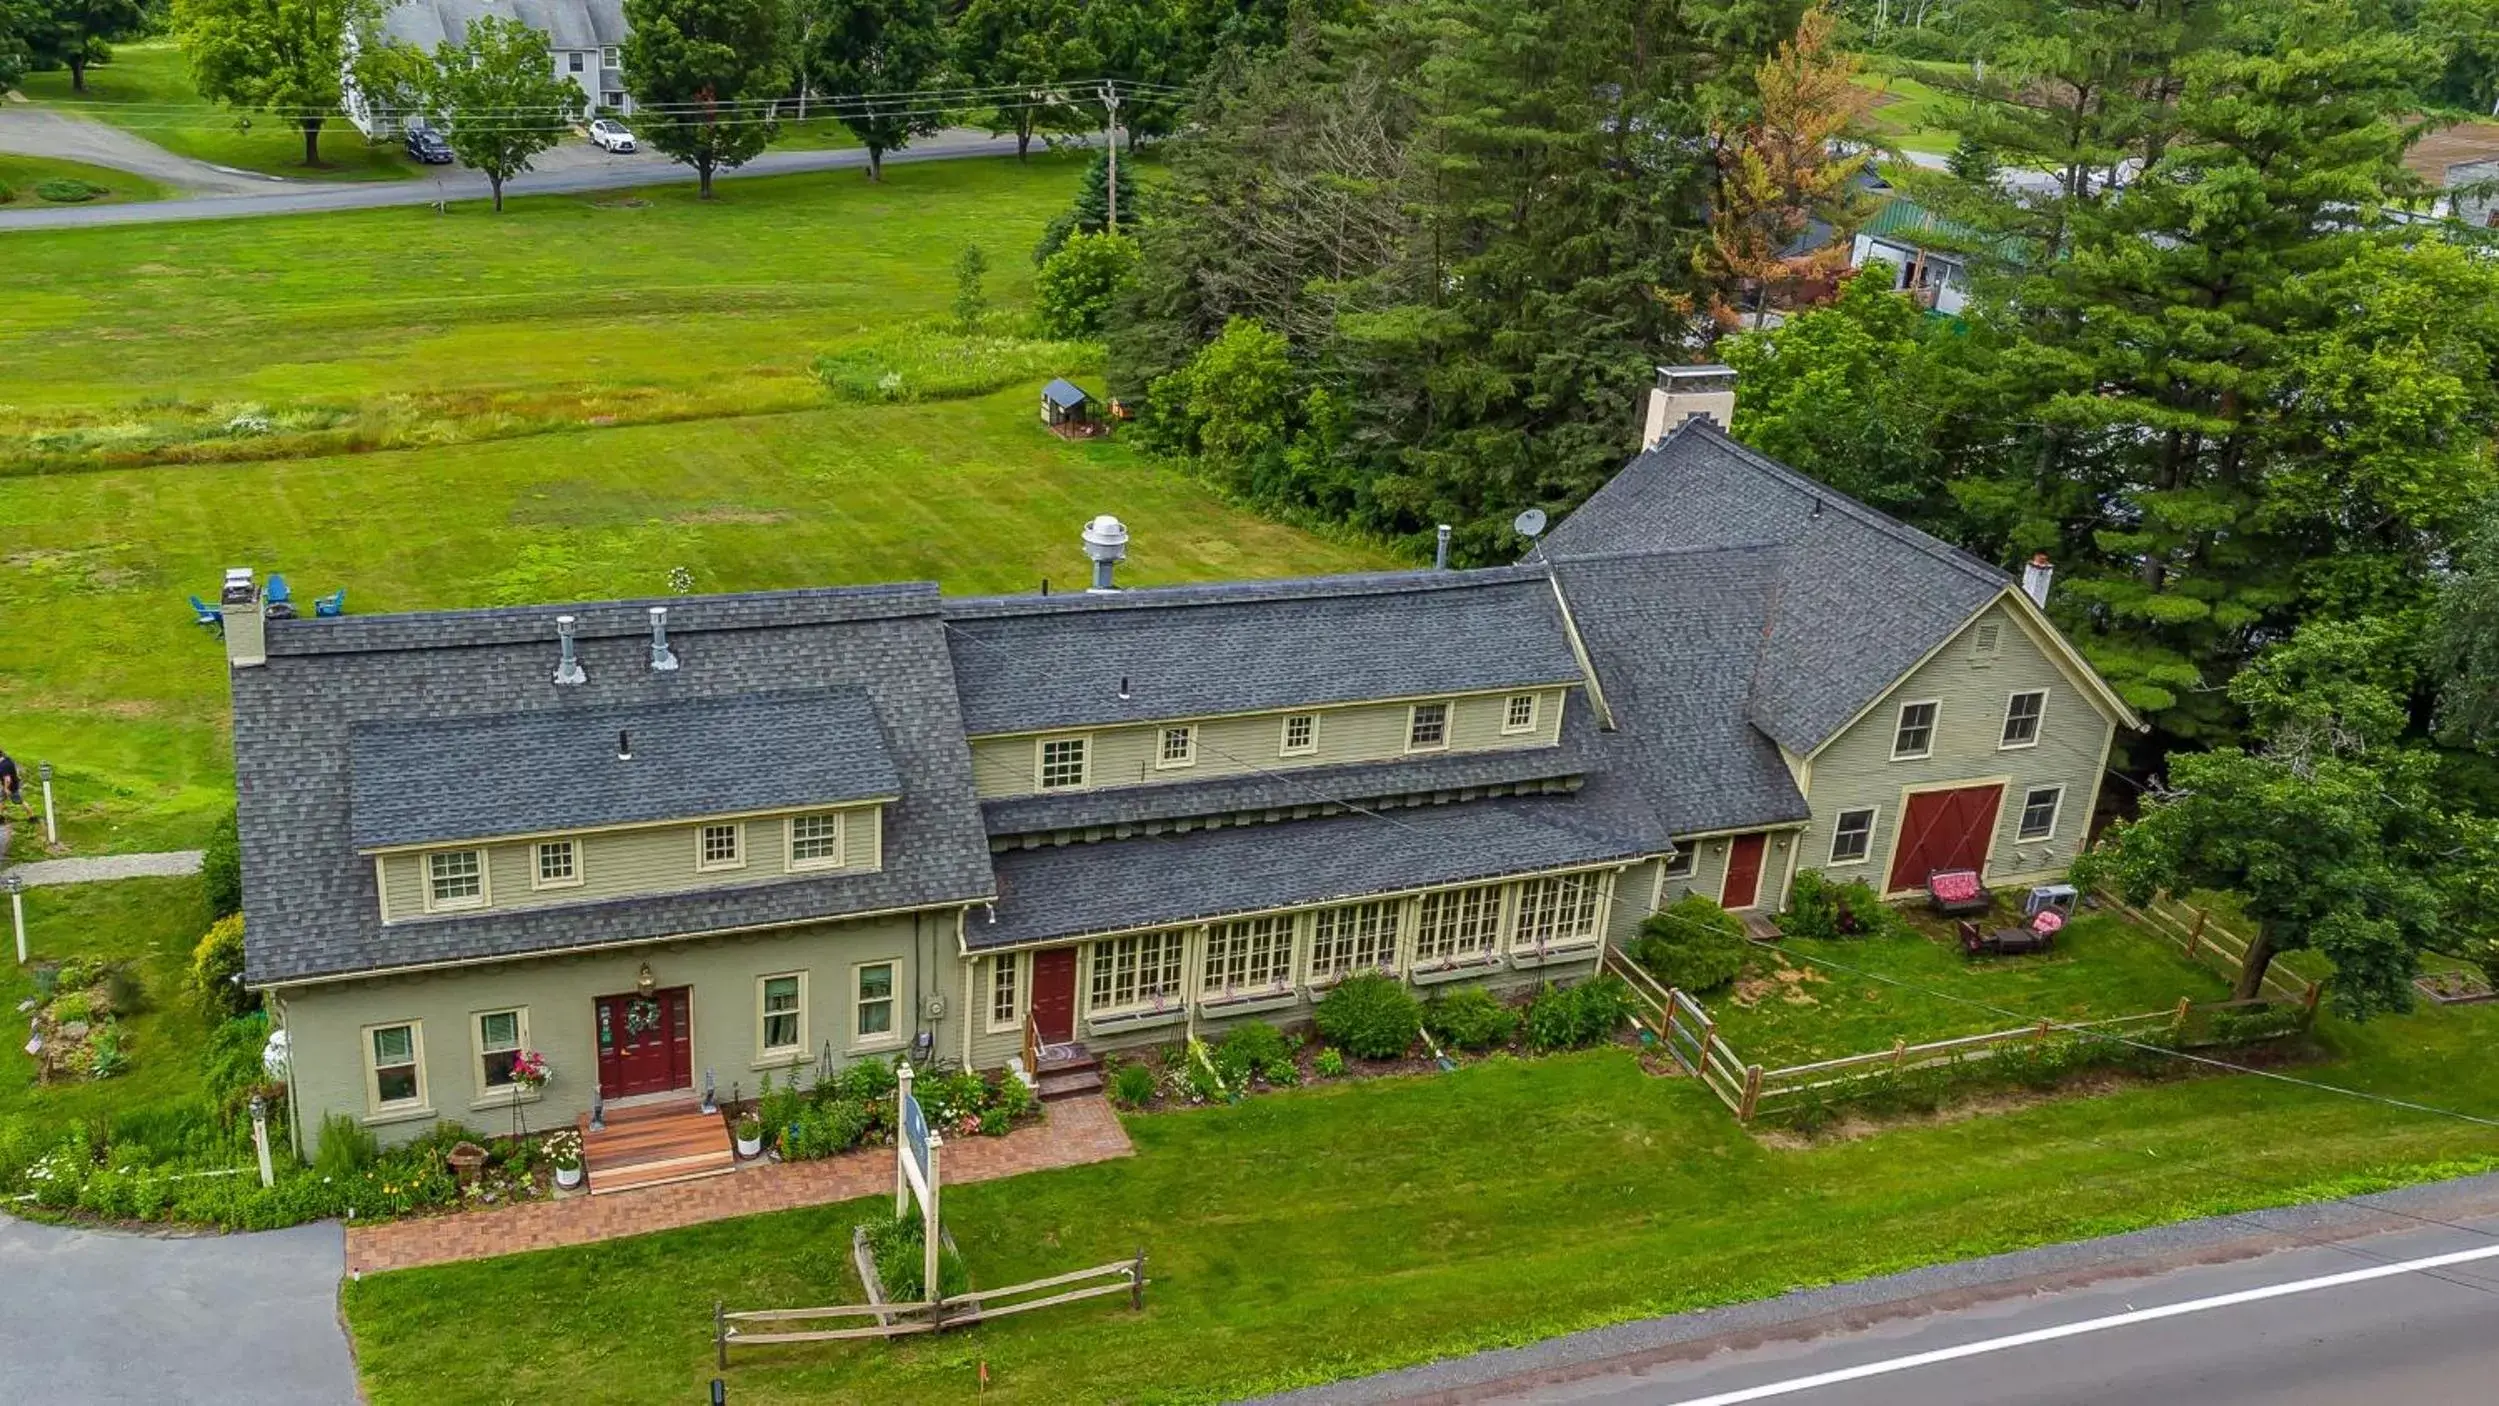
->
xmin=624 ymin=996 xmax=663 ymax=1038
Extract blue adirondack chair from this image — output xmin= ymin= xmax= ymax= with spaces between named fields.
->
xmin=188 ymin=595 xmax=224 ymax=634
xmin=314 ymin=589 xmax=346 ymax=618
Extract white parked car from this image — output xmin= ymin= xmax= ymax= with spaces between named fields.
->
xmin=589 ymin=118 xmax=637 ymax=154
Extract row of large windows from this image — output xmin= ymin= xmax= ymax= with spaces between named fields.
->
xmin=403 ymin=808 xmax=867 ymax=917
xmin=1031 ymin=692 xmax=1547 ymax=791
xmin=987 ymin=870 xmax=1615 ymax=1029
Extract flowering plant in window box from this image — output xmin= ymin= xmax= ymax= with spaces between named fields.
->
xmin=508 ymin=1049 xmax=552 ymax=1093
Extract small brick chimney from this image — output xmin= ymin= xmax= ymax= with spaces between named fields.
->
xmin=1642 ymin=364 xmax=1737 ymax=449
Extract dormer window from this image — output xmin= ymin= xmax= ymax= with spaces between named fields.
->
xmin=1407 ymin=701 xmax=1450 ymax=752
xmin=698 ymin=822 xmax=745 ymax=871
xmin=1502 ymin=693 xmax=1538 ymax=734
xmin=1279 ymin=712 xmax=1318 ymax=756
xmin=1157 ymin=724 xmax=1197 ymax=769
xmin=787 ymin=812 xmax=845 ymax=870
xmin=1038 ymin=735 xmax=1090 ymax=790
xmin=425 ymin=849 xmax=486 ymax=911
xmin=533 ymin=839 xmax=580 ymax=890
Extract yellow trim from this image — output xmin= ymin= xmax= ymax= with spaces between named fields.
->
xmin=1034 ymin=733 xmax=1094 ymax=791
xmin=848 ymin=959 xmax=904 ymax=1053
xmin=984 ymin=951 xmax=1026 ymax=1034
xmin=1501 ymin=692 xmax=1540 ymax=735
xmin=1998 ymin=687 xmax=2048 ymax=751
xmin=1888 ymin=697 xmax=1943 ymax=762
xmin=783 ymin=811 xmax=847 ymax=872
xmin=2013 ymin=782 xmax=2066 ymax=844
xmin=530 ymin=838 xmax=584 ymax=891
xmin=756 ymin=970 xmax=809 ymax=1064
xmin=1404 ymin=700 xmax=1452 ymax=753
xmin=469 ymin=1005 xmax=530 ymax=1103
xmin=1154 ymin=724 xmax=1199 ymax=770
xmin=695 ymin=821 xmax=747 ymax=873
xmin=969 ymin=683 xmax=1581 ymax=744
xmin=420 ymin=848 xmax=489 ymax=914
xmin=358 ymin=796 xmax=899 ymax=856
xmin=1278 ymin=712 xmax=1320 ymax=757
xmin=1824 ymin=805 xmax=1880 ymax=868
xmin=373 ymin=856 xmax=392 ymax=923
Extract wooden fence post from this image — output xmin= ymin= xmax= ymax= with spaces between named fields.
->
xmin=1131 ymin=1247 xmax=1148 ymax=1311
xmin=2186 ymin=909 xmax=2206 ymax=959
xmin=2032 ymin=1019 xmax=2051 ymax=1046
xmin=716 ymin=1300 xmax=727 ymax=1369
xmin=1738 ymin=1065 xmax=1763 ymax=1122
xmin=2172 ymin=996 xmax=2191 ymax=1032
xmin=2303 ymin=981 xmax=2322 ymax=1024
xmin=1891 ymin=1036 xmax=1907 ymax=1071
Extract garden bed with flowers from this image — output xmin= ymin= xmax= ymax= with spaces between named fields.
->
xmin=18 ymin=956 xmax=143 ymax=1083
xmin=1103 ymin=972 xmax=1638 ymax=1112
xmin=750 ymin=1056 xmax=1043 ymax=1162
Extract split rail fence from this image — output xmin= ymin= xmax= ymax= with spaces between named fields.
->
xmin=2104 ymin=891 xmax=2321 ymax=1006
xmin=716 ymin=1252 xmax=1146 ymax=1362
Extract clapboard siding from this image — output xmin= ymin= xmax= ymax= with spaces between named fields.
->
xmin=966 ymin=688 xmax=1568 ymax=799
xmin=1793 ymin=597 xmax=2115 ymax=898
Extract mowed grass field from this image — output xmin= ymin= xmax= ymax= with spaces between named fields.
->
xmin=347 ymin=996 xmax=2499 ymax=1405
xmin=0 ymin=154 xmax=1390 ymax=855
xmin=20 ymin=42 xmax=420 ymax=181
xmin=0 ymin=153 xmax=177 ymax=205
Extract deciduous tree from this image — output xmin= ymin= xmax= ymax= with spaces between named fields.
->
xmin=422 ymin=15 xmax=585 ymax=211
xmin=800 ymin=0 xmax=943 ymax=181
xmin=950 ymin=0 xmax=1097 ymax=160
xmin=621 ymin=0 xmax=788 ymax=198
xmin=24 ymin=0 xmax=149 ymax=91
xmin=174 ymin=0 xmax=369 ymax=167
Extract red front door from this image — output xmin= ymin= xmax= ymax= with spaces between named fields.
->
xmin=1887 ymin=785 xmax=2005 ymax=894
xmin=1721 ymin=832 xmax=1768 ymax=909
xmin=1030 ymin=949 xmax=1077 ymax=1044
xmin=595 ymin=987 xmax=692 ymax=1098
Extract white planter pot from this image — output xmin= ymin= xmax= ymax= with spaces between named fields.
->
xmin=555 ymin=1164 xmax=583 ymax=1190
xmin=736 ymin=1134 xmax=763 ymax=1158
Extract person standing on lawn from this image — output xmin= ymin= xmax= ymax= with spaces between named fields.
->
xmin=0 ymin=747 xmax=25 ymax=817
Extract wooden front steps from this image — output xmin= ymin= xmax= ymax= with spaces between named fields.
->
xmin=580 ymin=1099 xmax=737 ymax=1196
xmin=1035 ymin=1043 xmax=1104 ymax=1102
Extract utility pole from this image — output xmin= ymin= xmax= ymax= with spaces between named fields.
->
xmin=1104 ymin=81 xmax=1124 ymax=235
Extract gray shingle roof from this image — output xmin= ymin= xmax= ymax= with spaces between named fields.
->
xmin=973 ymin=769 xmax=1669 ymax=950
xmin=379 ymin=0 xmax=627 ymax=52
xmin=980 ymin=724 xmax=1594 ymax=837
xmin=944 ymin=567 xmax=1585 ymax=736
xmin=348 ymin=688 xmax=900 ymax=851
xmin=235 ymin=585 xmax=993 ymax=985
xmin=1544 ymin=420 xmax=2005 ymax=754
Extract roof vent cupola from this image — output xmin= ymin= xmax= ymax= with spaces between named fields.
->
xmin=1081 ymin=514 xmax=1130 ymax=593
xmin=552 ymin=614 xmax=587 ymax=686
xmin=647 ymin=606 xmax=679 ymax=673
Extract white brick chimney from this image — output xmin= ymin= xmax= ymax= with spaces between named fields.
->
xmin=220 ymin=568 xmax=266 ymax=669
xmin=1643 ymin=364 xmax=1737 ymax=449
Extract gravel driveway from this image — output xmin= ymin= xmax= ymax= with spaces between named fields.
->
xmin=0 ymin=1214 xmax=357 ymax=1403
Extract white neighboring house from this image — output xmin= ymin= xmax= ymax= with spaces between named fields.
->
xmin=346 ymin=0 xmax=634 ymax=138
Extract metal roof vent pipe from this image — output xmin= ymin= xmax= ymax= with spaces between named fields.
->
xmin=1082 ymin=514 xmax=1129 ymax=593
xmin=647 ymin=606 xmax=679 ymax=672
xmin=553 ymin=614 xmax=587 ymax=686
xmin=2022 ymin=552 xmax=2054 ymax=608
xmin=1434 ymin=524 xmax=1453 ymax=571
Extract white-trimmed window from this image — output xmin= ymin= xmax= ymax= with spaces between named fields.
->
xmin=2001 ymin=690 xmax=2046 ymax=749
xmin=601 ymin=45 xmax=618 ymax=63
xmin=1828 ymin=808 xmax=1877 ymax=865
xmin=1513 ymin=873 xmax=1603 ymax=952
xmin=475 ymin=1008 xmax=525 ymax=1095
xmin=1661 ymin=846 xmax=1697 ymax=879
xmin=366 ymin=1021 xmax=426 ymax=1114
xmin=1089 ymin=930 xmax=1187 ymax=1013
xmin=1407 ymin=701 xmax=1450 ymax=752
xmin=787 ymin=812 xmax=845 ymax=870
xmin=1280 ymin=712 xmax=1318 ymax=756
xmin=1037 ymin=735 xmax=1090 ymax=790
xmin=1202 ymin=915 xmax=1294 ymax=996
xmin=425 ymin=849 xmax=486 ymax=911
xmin=698 ymin=822 xmax=745 ymax=871
xmin=1502 ymin=693 xmax=1539 ymax=734
xmin=568 ymin=50 xmax=585 ymax=71
xmin=1892 ymin=700 xmax=1939 ymax=760
xmin=2018 ymin=786 xmax=2063 ymax=842
xmin=988 ymin=954 xmax=1023 ymax=1030
xmin=1308 ymin=900 xmax=1400 ymax=981
xmin=533 ymin=840 xmax=579 ymax=890
xmin=759 ymin=973 xmax=806 ymax=1056
xmin=853 ymin=961 xmax=898 ymax=1044
xmin=1157 ymin=724 xmax=1197 ymax=769
xmin=1414 ymin=884 xmax=1505 ymax=967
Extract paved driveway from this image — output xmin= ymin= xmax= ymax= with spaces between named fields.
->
xmin=0 ymin=107 xmax=283 ymax=196
xmin=0 ymin=1214 xmax=356 ymax=1404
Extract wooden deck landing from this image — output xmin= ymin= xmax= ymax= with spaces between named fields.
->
xmin=581 ymin=1099 xmax=737 ymax=1196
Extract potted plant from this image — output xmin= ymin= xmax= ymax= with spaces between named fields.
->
xmin=734 ymin=1110 xmax=764 ymax=1159
xmin=546 ymin=1129 xmax=584 ymax=1190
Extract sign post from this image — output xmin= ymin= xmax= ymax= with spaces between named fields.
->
xmin=894 ymin=1062 xmax=944 ymax=1307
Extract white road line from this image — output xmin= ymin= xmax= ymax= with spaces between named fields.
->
xmin=1660 ymin=1239 xmax=2499 ymax=1405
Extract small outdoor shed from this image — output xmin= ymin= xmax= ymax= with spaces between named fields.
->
xmin=1041 ymin=378 xmax=1095 ymax=433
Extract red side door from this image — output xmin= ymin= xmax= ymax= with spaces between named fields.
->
xmin=1029 ymin=949 xmax=1078 ymax=1044
xmin=1720 ymin=833 xmax=1768 ymax=910
xmin=595 ymin=987 xmax=692 ymax=1098
xmin=1886 ymin=785 xmax=2005 ymax=894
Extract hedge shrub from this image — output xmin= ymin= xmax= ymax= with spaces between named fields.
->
xmin=1782 ymin=870 xmax=1897 ymax=941
xmin=1523 ymin=976 xmax=1635 ymax=1052
xmin=35 ymin=178 xmax=107 ymax=203
xmin=1313 ymin=972 xmax=1422 ymax=1059
xmin=1629 ymin=896 xmax=1750 ymax=993
xmin=1423 ymin=987 xmax=1517 ymax=1051
xmin=203 ymin=812 xmax=244 ymax=919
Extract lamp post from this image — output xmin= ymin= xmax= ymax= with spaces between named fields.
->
xmin=36 ymin=762 xmax=54 ymax=847
xmin=6 ymin=875 xmax=22 ymax=965
xmin=248 ymin=1094 xmax=274 ymax=1188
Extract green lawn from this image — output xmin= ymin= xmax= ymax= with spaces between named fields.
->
xmin=20 ymin=42 xmax=416 ymax=182
xmin=1853 ymin=56 xmax=1966 ymax=156
xmin=0 ymin=877 xmax=217 ymax=1133
xmin=1709 ymin=911 xmax=2236 ymax=1068
xmin=347 ymin=994 xmax=2499 ymax=1405
xmin=0 ymin=153 xmax=177 ymax=205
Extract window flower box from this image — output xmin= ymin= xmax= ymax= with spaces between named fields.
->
xmin=1411 ymin=955 xmax=1506 ymax=985
xmin=1086 ymin=1003 xmax=1189 ymax=1038
xmin=1196 ymin=986 xmax=1301 ymax=1019
xmin=1509 ymin=939 xmax=1602 ymax=970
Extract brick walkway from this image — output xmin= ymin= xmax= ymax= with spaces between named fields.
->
xmin=343 ymin=1097 xmax=1130 ymax=1276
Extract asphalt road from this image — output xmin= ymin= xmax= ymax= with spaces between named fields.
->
xmin=0 ymin=127 xmax=1026 ymax=230
xmin=0 ymin=1213 xmax=357 ymax=1404
xmin=1257 ymin=1172 xmax=2499 ymax=1406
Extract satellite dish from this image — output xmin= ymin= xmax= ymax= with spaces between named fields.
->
xmin=1512 ymin=507 xmax=1548 ymax=539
